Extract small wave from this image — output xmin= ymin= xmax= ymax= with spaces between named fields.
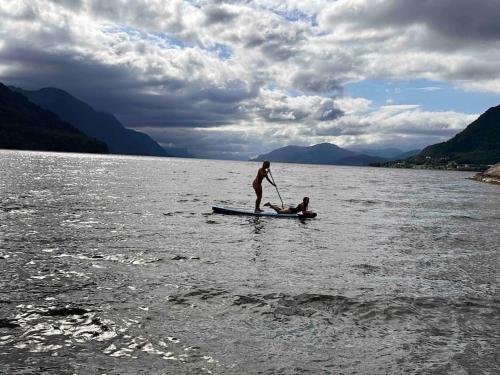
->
xmin=167 ymin=288 xmax=228 ymax=306
xmin=0 ymin=318 xmax=19 ymax=329
xmin=102 ymin=335 xmax=218 ymax=366
xmin=449 ymin=214 xmax=481 ymax=220
xmin=344 ymin=199 xmax=380 ymax=205
xmin=4 ymin=303 xmax=217 ymax=367
xmin=171 ymin=255 xmax=200 ymax=261
xmin=352 ymin=264 xmax=381 ymax=275
xmin=3 ymin=304 xmax=117 ymax=353
xmin=55 ymin=253 xmax=162 ymax=265
xmin=228 ymin=293 xmax=500 ymax=328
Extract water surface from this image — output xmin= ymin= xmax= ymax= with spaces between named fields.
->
xmin=0 ymin=150 xmax=499 ymax=374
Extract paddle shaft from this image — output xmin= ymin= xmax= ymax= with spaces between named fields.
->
xmin=268 ymin=170 xmax=284 ymax=208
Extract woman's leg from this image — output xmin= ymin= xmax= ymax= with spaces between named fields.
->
xmin=254 ymin=184 xmax=263 ymax=211
xmin=266 ymin=203 xmax=292 ymax=214
xmin=267 ymin=203 xmax=282 ymax=213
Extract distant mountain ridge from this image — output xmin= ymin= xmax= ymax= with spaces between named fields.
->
xmin=375 ymin=104 xmax=500 ymax=170
xmin=0 ymin=83 xmax=107 ymax=154
xmin=13 ymin=87 xmax=187 ymax=157
xmin=350 ymin=147 xmax=420 ymax=160
xmin=252 ymin=143 xmax=386 ymax=166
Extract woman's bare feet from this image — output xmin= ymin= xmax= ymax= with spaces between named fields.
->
xmin=255 ymin=208 xmax=264 ymax=212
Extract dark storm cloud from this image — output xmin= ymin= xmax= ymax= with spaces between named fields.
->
xmin=147 ymin=127 xmax=262 ymax=160
xmin=446 ymin=61 xmax=500 ymax=81
xmin=87 ymin=0 xmax=192 ymax=42
xmin=292 ymin=72 xmax=343 ymax=95
xmin=0 ymin=44 xmax=144 ymax=96
xmin=325 ymin=0 xmax=500 ymax=44
xmin=348 ymin=133 xmax=452 ymax=152
xmin=89 ymin=1 xmax=160 ymax=23
xmin=119 ymin=94 xmax=246 ymax=128
xmin=0 ymin=40 xmax=256 ymax=128
xmin=379 ymin=122 xmax=460 ymax=137
xmin=204 ymin=5 xmax=238 ymax=25
xmin=2 ymin=4 xmax=37 ymax=20
xmin=258 ymin=108 xmax=308 ymax=122
xmin=317 ymin=108 xmax=343 ymax=121
xmin=243 ymin=29 xmax=306 ymax=62
xmin=313 ymin=123 xmax=369 ymax=137
xmin=49 ymin=0 xmax=83 ymax=10
xmin=193 ymin=80 xmax=259 ymax=104
xmin=385 ymin=0 xmax=500 ymax=42
xmin=252 ymin=94 xmax=344 ymax=124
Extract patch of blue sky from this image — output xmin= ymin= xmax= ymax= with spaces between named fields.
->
xmin=288 ymin=89 xmax=306 ymax=97
xmin=264 ymin=83 xmax=304 ymax=97
xmin=274 ymin=9 xmax=310 ymax=22
xmin=311 ymin=14 xmax=319 ymax=27
xmin=264 ymin=82 xmax=280 ymax=91
xmin=102 ymin=25 xmax=191 ymax=49
xmin=272 ymin=8 xmax=319 ymax=27
xmin=208 ymin=43 xmax=233 ymax=60
xmin=104 ymin=25 xmax=233 ymax=60
xmin=345 ymin=79 xmax=500 ymax=114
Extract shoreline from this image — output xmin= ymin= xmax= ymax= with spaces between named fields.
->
xmin=470 ymin=163 xmax=500 ymax=185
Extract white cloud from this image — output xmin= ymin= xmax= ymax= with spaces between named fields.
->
xmin=0 ymin=0 xmax=498 ymax=158
xmin=416 ymin=87 xmax=441 ymax=92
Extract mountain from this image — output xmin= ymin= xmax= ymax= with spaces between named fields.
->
xmin=349 ymin=147 xmax=403 ymax=159
xmin=349 ymin=147 xmax=420 ymax=160
xmin=0 ymin=83 xmax=107 ymax=154
xmin=418 ymin=105 xmax=500 ymax=164
xmin=375 ymin=105 xmax=500 ymax=170
xmin=252 ymin=143 xmax=386 ymax=166
xmin=13 ymin=87 xmax=181 ymax=157
xmin=394 ymin=149 xmax=421 ymax=159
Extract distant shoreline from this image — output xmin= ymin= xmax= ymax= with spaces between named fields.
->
xmin=470 ymin=163 xmax=500 ymax=185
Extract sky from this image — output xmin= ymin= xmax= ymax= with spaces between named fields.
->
xmin=1 ymin=0 xmax=500 ymax=159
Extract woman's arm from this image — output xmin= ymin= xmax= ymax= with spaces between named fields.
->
xmin=265 ymin=174 xmax=275 ymax=186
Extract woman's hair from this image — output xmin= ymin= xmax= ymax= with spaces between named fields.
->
xmin=303 ymin=197 xmax=309 ymax=208
xmin=263 ymin=160 xmax=270 ymax=168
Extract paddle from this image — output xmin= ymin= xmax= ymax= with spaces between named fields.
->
xmin=268 ymin=169 xmax=284 ymax=208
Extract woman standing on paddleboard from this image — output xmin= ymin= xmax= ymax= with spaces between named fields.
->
xmin=253 ymin=161 xmax=276 ymax=212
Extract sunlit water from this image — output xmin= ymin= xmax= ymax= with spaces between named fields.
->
xmin=0 ymin=150 xmax=499 ymax=374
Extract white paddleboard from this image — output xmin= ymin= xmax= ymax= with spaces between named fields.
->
xmin=212 ymin=206 xmax=316 ymax=219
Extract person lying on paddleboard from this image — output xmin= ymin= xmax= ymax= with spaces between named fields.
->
xmin=253 ymin=160 xmax=275 ymax=212
xmin=264 ymin=197 xmax=311 ymax=215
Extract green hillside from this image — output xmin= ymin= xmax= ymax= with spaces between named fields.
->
xmin=375 ymin=105 xmax=500 ymax=170
xmin=420 ymin=105 xmax=500 ymax=164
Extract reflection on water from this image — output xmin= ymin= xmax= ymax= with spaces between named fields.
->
xmin=0 ymin=149 xmax=499 ymax=374
xmin=250 ymin=217 xmax=265 ymax=234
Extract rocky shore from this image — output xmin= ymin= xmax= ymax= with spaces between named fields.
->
xmin=471 ymin=163 xmax=500 ymax=185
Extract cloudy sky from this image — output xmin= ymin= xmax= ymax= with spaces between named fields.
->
xmin=1 ymin=0 xmax=500 ymax=159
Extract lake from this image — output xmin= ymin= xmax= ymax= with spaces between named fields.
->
xmin=1 ymin=149 xmax=499 ymax=374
